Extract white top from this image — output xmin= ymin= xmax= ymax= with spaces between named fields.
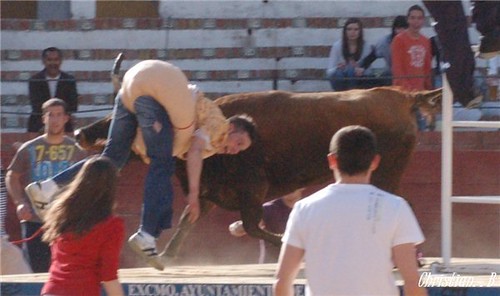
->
xmin=283 ymin=183 xmax=424 ymax=296
xmin=193 ymin=128 xmax=210 ymax=149
xmin=326 ymin=40 xmax=373 ymax=77
xmin=487 ymin=57 xmax=498 ymax=76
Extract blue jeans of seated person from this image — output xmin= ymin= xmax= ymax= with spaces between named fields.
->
xmin=327 ymin=65 xmax=375 ymax=91
xmin=328 ymin=66 xmax=357 ymax=91
xmin=51 ymin=95 xmax=175 ymax=238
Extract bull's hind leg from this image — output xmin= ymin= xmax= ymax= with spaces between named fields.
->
xmin=160 ymin=198 xmax=215 ymax=264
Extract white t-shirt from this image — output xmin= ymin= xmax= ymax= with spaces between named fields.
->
xmin=283 ymin=183 xmax=424 ymax=296
xmin=326 ymin=40 xmax=374 ymax=77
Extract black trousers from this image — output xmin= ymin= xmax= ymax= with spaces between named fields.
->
xmin=423 ymin=1 xmax=475 ymax=106
xmin=472 ymin=1 xmax=499 ymax=36
xmin=21 ymin=221 xmax=51 ymax=273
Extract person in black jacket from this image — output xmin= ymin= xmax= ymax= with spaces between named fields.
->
xmin=28 ymin=47 xmax=78 ymax=133
xmin=423 ymin=1 xmax=499 ymax=108
xmin=359 ymin=15 xmax=408 ymax=87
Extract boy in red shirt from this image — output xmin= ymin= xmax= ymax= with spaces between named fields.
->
xmin=392 ymin=5 xmax=432 ymax=91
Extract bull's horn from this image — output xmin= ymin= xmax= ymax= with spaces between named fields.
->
xmin=112 ymin=52 xmax=124 ymax=75
xmin=111 ymin=52 xmax=124 ymax=95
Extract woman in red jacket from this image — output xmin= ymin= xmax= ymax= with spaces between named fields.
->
xmin=41 ymin=156 xmax=124 ymax=296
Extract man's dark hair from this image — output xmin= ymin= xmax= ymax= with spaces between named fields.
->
xmin=42 ymin=98 xmax=68 ymax=115
xmin=329 ymin=125 xmax=378 ymax=176
xmin=228 ymin=114 xmax=257 ymax=143
xmin=391 ymin=15 xmax=409 ymax=40
xmin=42 ymin=47 xmax=63 ymax=59
xmin=407 ymin=4 xmax=425 ymax=17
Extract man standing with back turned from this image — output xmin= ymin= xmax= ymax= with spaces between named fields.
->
xmin=273 ymin=125 xmax=427 ymax=296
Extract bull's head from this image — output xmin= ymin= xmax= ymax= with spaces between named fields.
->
xmin=412 ymin=88 xmax=442 ymax=130
xmin=75 ymin=114 xmax=150 ymax=164
xmin=413 ymin=88 xmax=442 ymax=114
xmin=74 ymin=114 xmax=112 ymax=153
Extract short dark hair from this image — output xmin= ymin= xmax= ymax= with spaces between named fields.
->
xmin=42 ymin=98 xmax=68 ymax=115
xmin=391 ymin=15 xmax=409 ymax=39
xmin=42 ymin=47 xmax=62 ymax=59
xmin=329 ymin=125 xmax=378 ymax=176
xmin=228 ymin=114 xmax=257 ymax=143
xmin=407 ymin=4 xmax=425 ymax=17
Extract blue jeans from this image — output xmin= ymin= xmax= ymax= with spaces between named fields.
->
xmin=52 ymin=95 xmax=175 ymax=237
xmin=327 ymin=66 xmax=357 ymax=91
xmin=327 ymin=66 xmax=376 ymax=91
xmin=416 ymin=110 xmax=428 ymax=131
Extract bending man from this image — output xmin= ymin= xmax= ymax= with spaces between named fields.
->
xmin=25 ymin=60 xmax=256 ymax=270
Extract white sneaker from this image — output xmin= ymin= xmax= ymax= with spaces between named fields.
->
xmin=128 ymin=232 xmax=164 ymax=270
xmin=24 ymin=180 xmax=58 ymax=221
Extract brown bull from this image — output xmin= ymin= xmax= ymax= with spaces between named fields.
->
xmin=75 ymin=87 xmax=441 ymax=262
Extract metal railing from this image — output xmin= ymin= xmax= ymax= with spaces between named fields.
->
xmin=439 ymin=73 xmax=500 ymax=272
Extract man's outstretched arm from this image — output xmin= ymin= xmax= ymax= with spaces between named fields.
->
xmin=273 ymin=243 xmax=304 ymax=296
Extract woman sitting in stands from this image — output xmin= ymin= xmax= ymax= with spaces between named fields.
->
xmin=41 ymin=156 xmax=124 ymax=296
xmin=326 ymin=17 xmax=374 ymax=91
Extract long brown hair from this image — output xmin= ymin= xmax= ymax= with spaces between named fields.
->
xmin=342 ymin=18 xmax=364 ymax=62
xmin=43 ymin=156 xmax=118 ymax=243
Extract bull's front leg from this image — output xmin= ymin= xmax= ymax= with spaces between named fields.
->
xmin=160 ymin=198 xmax=215 ymax=264
xmin=240 ymin=205 xmax=282 ymax=246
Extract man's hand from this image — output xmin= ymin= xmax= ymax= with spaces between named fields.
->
xmin=354 ymin=67 xmax=365 ymax=77
xmin=186 ymin=192 xmax=200 ymax=224
xmin=16 ymin=202 xmax=34 ymax=221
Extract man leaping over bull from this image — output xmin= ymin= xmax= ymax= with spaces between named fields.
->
xmin=25 ymin=59 xmax=257 ymax=270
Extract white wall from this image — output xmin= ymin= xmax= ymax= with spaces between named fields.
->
xmin=159 ymin=0 xmax=419 ymax=18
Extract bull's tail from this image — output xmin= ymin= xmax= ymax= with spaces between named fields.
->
xmin=111 ymin=52 xmax=124 ymax=96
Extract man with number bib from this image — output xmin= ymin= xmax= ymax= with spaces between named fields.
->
xmin=6 ymin=98 xmax=86 ymax=272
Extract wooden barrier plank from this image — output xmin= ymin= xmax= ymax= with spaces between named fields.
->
xmin=1 ymin=258 xmax=499 ymax=296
